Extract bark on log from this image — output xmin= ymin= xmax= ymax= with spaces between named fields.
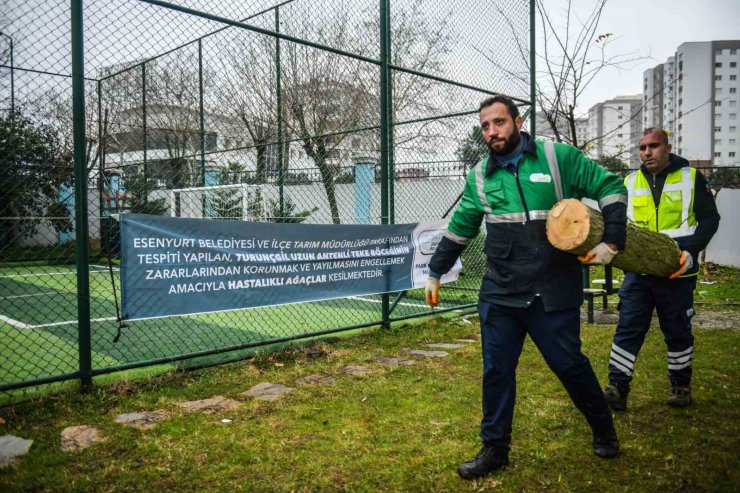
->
xmin=546 ymin=199 xmax=681 ymax=278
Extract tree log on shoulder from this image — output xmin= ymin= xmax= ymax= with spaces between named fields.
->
xmin=546 ymin=199 xmax=681 ymax=278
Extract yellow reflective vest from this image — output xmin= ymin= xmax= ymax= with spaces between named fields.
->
xmin=625 ymin=167 xmax=697 ymax=239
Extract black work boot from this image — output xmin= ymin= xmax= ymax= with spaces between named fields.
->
xmin=593 ymin=429 xmax=620 ymax=458
xmin=603 ymin=383 xmax=627 ymax=412
xmin=667 ymin=384 xmax=692 ymax=407
xmin=457 ymin=444 xmax=509 ymax=479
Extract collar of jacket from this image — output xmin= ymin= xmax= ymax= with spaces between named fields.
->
xmin=485 ymin=131 xmax=538 ymax=177
xmin=639 ymin=152 xmax=690 ymax=179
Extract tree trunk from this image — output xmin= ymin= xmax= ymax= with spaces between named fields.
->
xmin=546 ymin=199 xmax=681 ymax=278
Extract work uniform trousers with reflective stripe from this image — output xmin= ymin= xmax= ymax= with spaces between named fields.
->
xmin=478 ymin=298 xmax=614 ymax=447
xmin=608 ymin=272 xmax=696 ymax=391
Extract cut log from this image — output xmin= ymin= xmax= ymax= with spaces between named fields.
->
xmin=547 ymin=199 xmax=681 ymax=278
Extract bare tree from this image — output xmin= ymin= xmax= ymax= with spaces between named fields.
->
xmin=218 ymin=31 xmax=278 ymax=184
xmin=143 ymin=50 xmax=215 ymax=189
xmin=218 ymin=2 xmax=455 ymax=224
xmin=477 ymin=0 xmax=646 ymax=151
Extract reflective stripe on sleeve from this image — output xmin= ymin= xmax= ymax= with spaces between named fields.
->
xmin=443 ymin=230 xmax=472 ymax=246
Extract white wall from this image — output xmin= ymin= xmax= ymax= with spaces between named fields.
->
xmin=705 ymin=188 xmax=740 ymax=267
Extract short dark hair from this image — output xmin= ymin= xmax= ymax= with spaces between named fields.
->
xmin=642 ymin=127 xmax=669 ymax=145
xmin=479 ymin=95 xmax=520 ymax=120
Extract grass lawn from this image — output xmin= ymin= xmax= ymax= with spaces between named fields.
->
xmin=0 ymin=311 xmax=737 ymax=492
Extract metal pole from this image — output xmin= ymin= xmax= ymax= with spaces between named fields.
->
xmin=0 ymin=32 xmax=14 ymax=116
xmin=379 ymin=0 xmax=390 ymax=328
xmin=97 ymin=80 xmax=105 ymax=252
xmin=198 ymin=39 xmax=206 ymax=187
xmin=529 ymin=0 xmax=536 ymax=135
xmin=142 ymin=63 xmax=148 ymax=207
xmin=386 ymin=4 xmax=394 ymax=225
xmin=71 ymin=0 xmax=92 ymax=392
xmin=276 ymin=6 xmax=284 ymax=217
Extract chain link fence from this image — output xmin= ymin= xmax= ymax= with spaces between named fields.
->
xmin=0 ymin=0 xmax=534 ymax=396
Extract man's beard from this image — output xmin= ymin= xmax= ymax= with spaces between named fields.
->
xmin=490 ymin=129 xmax=521 ymax=156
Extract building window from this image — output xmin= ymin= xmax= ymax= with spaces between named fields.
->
xmin=715 ymin=75 xmax=722 ymax=81
xmin=714 ymin=152 xmax=721 ymax=157
xmin=715 ymin=126 xmax=721 ymax=132
xmin=618 ymin=115 xmax=623 ymax=119
xmin=715 ymin=139 xmax=722 ymax=145
xmin=730 ymin=152 xmax=737 ymax=158
xmin=715 ymin=101 xmax=722 ymax=107
xmin=731 ymin=114 xmax=738 ymax=120
xmin=732 ymin=75 xmax=737 ymax=81
xmin=716 ymin=88 xmax=723 ymax=95
xmin=731 ymin=88 xmax=737 ymax=94
xmin=731 ymin=101 xmax=737 ymax=107
xmin=617 ymin=134 xmax=623 ymax=138
xmin=715 ymin=62 xmax=723 ymax=68
xmin=717 ymin=113 xmax=722 ymax=119
xmin=730 ymin=139 xmax=737 ymax=145
xmin=732 ymin=49 xmax=737 ymax=55
xmin=730 ymin=126 xmax=737 ymax=132
xmin=716 ymin=49 xmax=722 ymax=55
xmin=731 ymin=62 xmax=737 ymax=68
xmin=618 ymin=106 xmax=623 ymax=110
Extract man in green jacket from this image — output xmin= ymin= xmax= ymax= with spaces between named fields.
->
xmin=426 ymin=95 xmax=627 ymax=479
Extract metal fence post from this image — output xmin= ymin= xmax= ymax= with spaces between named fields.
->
xmin=71 ymin=0 xmax=92 ymax=392
xmin=385 ymin=5 xmax=394 ymax=225
xmin=379 ymin=0 xmax=391 ymax=328
xmin=276 ymin=6 xmax=284 ymax=217
xmin=529 ymin=0 xmax=536 ymax=135
xmin=199 ymin=39 xmax=206 ymax=187
xmin=142 ymin=62 xmax=148 ymax=207
xmin=0 ymin=32 xmax=14 ymax=115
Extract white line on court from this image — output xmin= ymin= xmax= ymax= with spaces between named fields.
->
xmin=0 ymin=269 xmax=113 ymax=279
xmin=0 ymin=314 xmax=33 ymax=329
xmin=2 ymin=292 xmax=59 ymax=300
xmin=0 ymin=315 xmax=118 ymax=330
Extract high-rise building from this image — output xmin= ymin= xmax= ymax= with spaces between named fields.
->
xmin=587 ymin=95 xmax=643 ymax=167
xmin=643 ymin=40 xmax=740 ymax=167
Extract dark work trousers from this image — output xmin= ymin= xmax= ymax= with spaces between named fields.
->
xmin=478 ymin=298 xmax=614 ymax=447
xmin=608 ymin=272 xmax=696 ymax=392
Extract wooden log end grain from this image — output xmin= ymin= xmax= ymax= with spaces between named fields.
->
xmin=546 ymin=199 xmax=595 ymax=254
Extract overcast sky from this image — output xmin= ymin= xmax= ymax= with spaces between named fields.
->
xmin=541 ymin=0 xmax=740 ymax=113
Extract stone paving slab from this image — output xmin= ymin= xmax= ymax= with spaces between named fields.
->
xmin=115 ymin=411 xmax=169 ymax=430
xmin=454 ymin=338 xmax=478 ymax=344
xmin=372 ymin=355 xmax=417 ymax=366
xmin=179 ymin=396 xmax=241 ymax=414
xmin=296 ymin=373 xmax=337 ymax=386
xmin=0 ymin=435 xmax=33 ymax=467
xmin=402 ymin=348 xmax=449 ymax=358
xmin=340 ymin=365 xmax=371 ymax=376
xmin=424 ymin=343 xmax=465 ymax=349
xmin=241 ymin=382 xmax=294 ymax=401
xmin=61 ymin=425 xmax=106 ymax=452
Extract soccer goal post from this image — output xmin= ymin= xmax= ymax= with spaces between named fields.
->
xmin=169 ymin=184 xmax=265 ymax=221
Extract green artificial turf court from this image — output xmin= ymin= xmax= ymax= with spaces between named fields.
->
xmin=0 ymin=262 xmax=475 ymax=390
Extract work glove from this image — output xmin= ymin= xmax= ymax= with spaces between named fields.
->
xmin=669 ymin=251 xmax=693 ymax=279
xmin=425 ymin=277 xmax=441 ymax=308
xmin=577 ymin=242 xmax=619 ymax=265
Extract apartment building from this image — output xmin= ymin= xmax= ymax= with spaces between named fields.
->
xmin=587 ymin=95 xmax=643 ymax=167
xmin=643 ymin=40 xmax=740 ymax=167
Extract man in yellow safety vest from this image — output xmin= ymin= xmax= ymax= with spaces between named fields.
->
xmin=603 ymin=128 xmax=720 ymax=411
